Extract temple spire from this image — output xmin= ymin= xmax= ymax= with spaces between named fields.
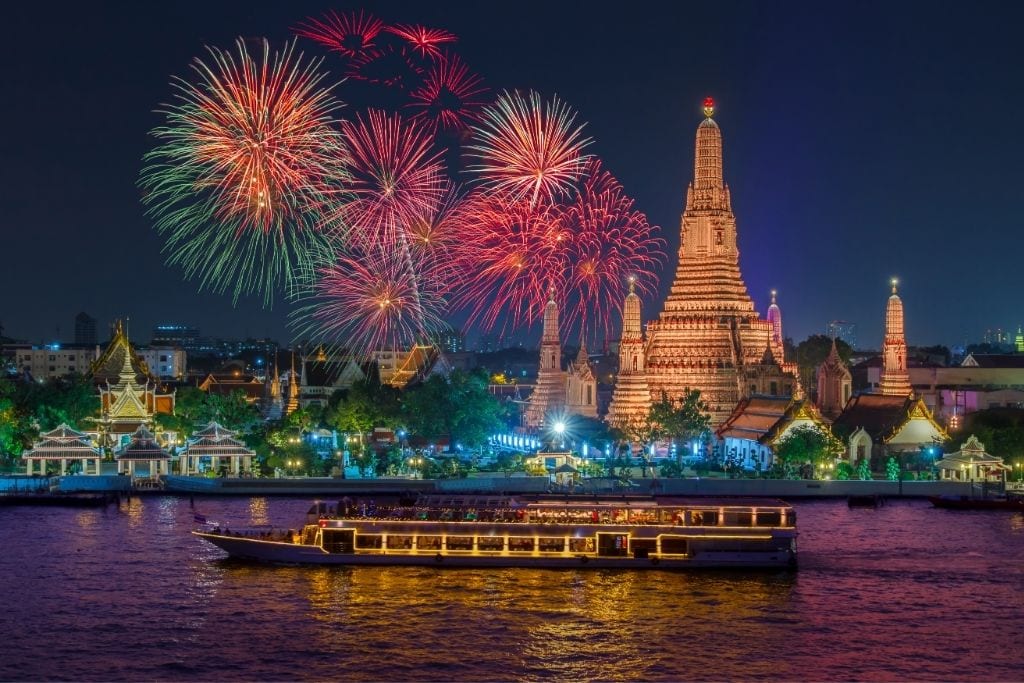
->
xmin=767 ymin=289 xmax=784 ymax=362
xmin=693 ymin=96 xmax=724 ymax=193
xmin=879 ymin=278 xmax=912 ymax=396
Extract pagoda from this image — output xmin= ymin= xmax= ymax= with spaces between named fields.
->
xmin=565 ymin=340 xmax=598 ymax=419
xmin=640 ymin=98 xmax=797 ymax=425
xmin=606 ymin=278 xmax=652 ymax=429
xmin=878 ymin=279 xmax=912 ymax=397
xmin=816 ymin=338 xmax=852 ymax=419
xmin=181 ymin=422 xmax=256 ymax=476
xmin=525 ymin=292 xmax=567 ymax=428
xmin=115 ymin=425 xmax=172 ymax=478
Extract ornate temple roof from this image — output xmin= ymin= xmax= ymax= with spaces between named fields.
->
xmin=716 ymin=397 xmax=826 ymax=445
xmin=185 ymin=422 xmax=256 ymax=457
xmin=22 ymin=423 xmax=101 ymax=460
xmin=116 ymin=426 xmax=171 ymax=460
xmin=90 ymin=320 xmax=152 ymax=384
xmin=830 ymin=394 xmax=947 ymax=443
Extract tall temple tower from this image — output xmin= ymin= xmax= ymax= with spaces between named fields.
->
xmin=878 ymin=279 xmax=912 ymax=396
xmin=285 ymin=352 xmax=300 ymax=414
xmin=640 ymin=98 xmax=796 ymax=425
xmin=767 ymin=290 xmax=784 ymax=362
xmin=525 ymin=292 xmax=567 ymax=428
xmin=607 ymin=278 xmax=652 ymax=428
xmin=817 ymin=338 xmax=852 ymax=418
xmin=565 ymin=340 xmax=598 ymax=419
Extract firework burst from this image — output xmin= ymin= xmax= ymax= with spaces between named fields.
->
xmin=386 ymin=24 xmax=457 ymax=59
xmin=467 ymin=90 xmax=592 ymax=207
xmin=558 ymin=161 xmax=664 ymax=339
xmin=293 ymin=244 xmax=447 ymax=359
xmin=402 ymin=182 xmax=473 ymax=286
xmin=293 ymin=10 xmax=384 ymax=60
xmin=140 ymin=38 xmax=348 ymax=304
xmin=407 ymin=52 xmax=489 ymax=131
xmin=347 ymin=44 xmax=424 ymax=89
xmin=451 ymin=191 xmax=567 ymax=334
xmin=330 ymin=109 xmax=445 ymax=246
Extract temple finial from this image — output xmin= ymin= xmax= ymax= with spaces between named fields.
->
xmin=628 ymin=275 xmax=636 ymax=295
xmin=770 ymin=289 xmax=777 ymax=305
xmin=703 ymin=96 xmax=715 ymax=119
xmin=891 ymin=277 xmax=899 ymax=295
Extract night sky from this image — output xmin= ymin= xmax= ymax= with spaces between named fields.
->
xmin=5 ymin=1 xmax=1023 ymax=350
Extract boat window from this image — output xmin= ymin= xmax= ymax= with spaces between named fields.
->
xmin=355 ymin=534 xmax=382 ymax=549
xmin=630 ymin=538 xmax=657 ymax=559
xmin=660 ymin=536 xmax=688 ymax=555
xmin=597 ymin=533 xmax=629 ymax=557
xmin=477 ymin=536 xmax=504 ymax=551
xmin=321 ymin=529 xmax=354 ymax=554
xmin=757 ymin=511 xmax=782 ymax=526
xmin=508 ymin=537 xmax=535 ymax=552
xmin=417 ymin=535 xmax=442 ymax=550
xmin=569 ymin=537 xmax=595 ymax=553
xmin=538 ymin=537 xmax=566 ymax=553
xmin=723 ymin=511 xmax=753 ymax=526
xmin=689 ymin=510 xmax=718 ymax=526
xmin=386 ymin=535 xmax=413 ymax=550
xmin=446 ymin=536 xmax=473 ymax=551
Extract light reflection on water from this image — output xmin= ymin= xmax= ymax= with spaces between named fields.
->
xmin=0 ymin=497 xmax=1021 ymax=681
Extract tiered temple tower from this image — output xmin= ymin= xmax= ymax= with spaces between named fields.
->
xmin=767 ymin=290 xmax=784 ymax=362
xmin=607 ymin=278 xmax=652 ymax=428
xmin=817 ymin=338 xmax=852 ymax=418
xmin=878 ymin=279 xmax=912 ymax=396
xmin=640 ymin=98 xmax=796 ymax=425
xmin=525 ymin=292 xmax=567 ymax=428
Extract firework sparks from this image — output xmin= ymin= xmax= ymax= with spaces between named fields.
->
xmin=293 ymin=244 xmax=447 ymax=359
xmin=451 ymin=191 xmax=567 ymax=334
xmin=140 ymin=38 xmax=348 ymax=304
xmin=293 ymin=10 xmax=384 ymax=60
xmin=407 ymin=52 xmax=489 ymax=131
xmin=467 ymin=90 xmax=592 ymax=207
xmin=386 ymin=24 xmax=457 ymax=59
xmin=330 ymin=109 xmax=445 ymax=246
xmin=559 ymin=161 xmax=664 ymax=339
xmin=347 ymin=43 xmax=424 ymax=89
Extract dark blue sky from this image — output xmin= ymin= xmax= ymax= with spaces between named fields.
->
xmin=4 ymin=1 xmax=1022 ymax=349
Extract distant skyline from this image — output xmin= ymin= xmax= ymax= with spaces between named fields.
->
xmin=5 ymin=1 xmax=1023 ymax=349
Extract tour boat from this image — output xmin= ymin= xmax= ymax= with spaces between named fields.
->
xmin=193 ymin=495 xmax=798 ymax=569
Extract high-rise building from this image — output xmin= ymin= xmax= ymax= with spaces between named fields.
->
xmin=152 ymin=324 xmax=200 ymax=348
xmin=878 ymin=279 xmax=912 ymax=397
xmin=626 ymin=98 xmax=797 ymax=425
xmin=74 ymin=312 xmax=97 ymax=346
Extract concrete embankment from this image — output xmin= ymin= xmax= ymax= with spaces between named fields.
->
xmin=9 ymin=473 xmax=978 ymax=499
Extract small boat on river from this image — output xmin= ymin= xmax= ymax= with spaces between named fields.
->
xmin=193 ymin=495 xmax=797 ymax=569
xmin=928 ymin=495 xmax=1024 ymax=511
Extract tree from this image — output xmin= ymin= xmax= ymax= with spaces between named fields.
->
xmin=885 ymin=456 xmax=900 ymax=481
xmin=772 ymin=425 xmax=844 ymax=479
xmin=208 ymin=390 xmax=260 ymax=433
xmin=649 ymin=390 xmax=712 ymax=472
xmin=857 ymin=458 xmax=872 ymax=480
xmin=402 ymin=370 xmax=504 ymax=452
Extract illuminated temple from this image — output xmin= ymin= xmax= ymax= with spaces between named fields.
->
xmin=610 ymin=99 xmax=797 ymax=427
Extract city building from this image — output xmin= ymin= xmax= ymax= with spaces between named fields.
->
xmin=74 ymin=312 xmax=97 ymax=346
xmin=826 ymin=320 xmax=858 ymax=350
xmin=137 ymin=347 xmax=187 ymax=379
xmin=614 ymin=99 xmax=798 ymax=426
xmin=151 ymin=324 xmax=200 ymax=349
xmin=433 ymin=325 xmax=467 ymax=354
xmin=14 ymin=344 xmax=96 ymax=380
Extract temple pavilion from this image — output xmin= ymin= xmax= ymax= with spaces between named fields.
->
xmin=180 ymin=422 xmax=256 ymax=476
xmin=22 ymin=423 xmax=103 ymax=476
xmin=935 ymin=435 xmax=1009 ymax=483
xmin=115 ymin=425 xmax=172 ymax=478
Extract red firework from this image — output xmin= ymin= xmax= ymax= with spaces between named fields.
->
xmin=347 ymin=44 xmax=424 ymax=89
xmin=293 ymin=10 xmax=384 ymax=59
xmin=402 ymin=182 xmax=473 ymax=286
xmin=559 ymin=161 xmax=664 ymax=339
xmin=299 ymin=245 xmax=447 ymax=358
xmin=386 ymin=24 xmax=457 ymax=59
xmin=330 ymin=109 xmax=445 ymax=246
xmin=451 ymin=191 xmax=568 ymax=334
xmin=407 ymin=52 xmax=489 ymax=131
xmin=467 ymin=90 xmax=592 ymax=207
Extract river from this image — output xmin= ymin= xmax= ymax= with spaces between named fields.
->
xmin=1 ymin=497 xmax=1021 ymax=681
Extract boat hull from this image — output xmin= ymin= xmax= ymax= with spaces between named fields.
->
xmin=194 ymin=532 xmax=795 ymax=569
xmin=928 ymin=496 xmax=1024 ymax=511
